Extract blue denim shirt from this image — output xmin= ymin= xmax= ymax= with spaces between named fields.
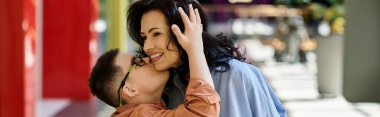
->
xmin=164 ymin=59 xmax=286 ymax=117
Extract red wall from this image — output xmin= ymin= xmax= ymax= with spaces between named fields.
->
xmin=0 ymin=0 xmax=98 ymax=116
xmin=42 ymin=0 xmax=98 ymax=100
xmin=0 ymin=0 xmax=35 ymax=116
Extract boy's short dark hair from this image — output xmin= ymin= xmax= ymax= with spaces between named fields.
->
xmin=88 ymin=49 xmax=121 ymax=107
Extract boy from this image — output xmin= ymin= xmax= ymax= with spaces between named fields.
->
xmin=88 ymin=48 xmax=220 ymax=117
xmin=88 ymin=48 xmax=219 ymax=117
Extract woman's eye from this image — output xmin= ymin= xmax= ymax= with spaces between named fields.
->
xmin=153 ymin=32 xmax=161 ymax=37
xmin=141 ymin=36 xmax=147 ymax=40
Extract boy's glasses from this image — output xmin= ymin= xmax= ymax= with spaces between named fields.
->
xmin=117 ymin=55 xmax=146 ymax=107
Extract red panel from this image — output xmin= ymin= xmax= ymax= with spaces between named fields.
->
xmin=0 ymin=0 xmax=24 ymax=115
xmin=43 ymin=0 xmax=98 ymax=100
xmin=0 ymin=0 xmax=35 ymax=116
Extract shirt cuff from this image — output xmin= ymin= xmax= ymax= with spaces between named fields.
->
xmin=185 ymin=78 xmax=220 ymax=104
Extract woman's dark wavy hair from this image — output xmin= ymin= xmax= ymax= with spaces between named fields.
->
xmin=127 ymin=0 xmax=245 ymax=84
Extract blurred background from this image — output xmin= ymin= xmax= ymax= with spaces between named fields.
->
xmin=1 ymin=0 xmax=379 ymax=117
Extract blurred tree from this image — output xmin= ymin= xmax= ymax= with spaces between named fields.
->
xmin=309 ymin=3 xmax=327 ymax=20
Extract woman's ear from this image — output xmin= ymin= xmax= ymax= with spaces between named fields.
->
xmin=122 ymin=82 xmax=139 ymax=97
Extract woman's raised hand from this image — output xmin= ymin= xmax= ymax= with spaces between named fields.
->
xmin=171 ymin=4 xmax=203 ymax=54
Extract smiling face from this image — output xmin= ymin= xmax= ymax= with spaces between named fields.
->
xmin=114 ymin=52 xmax=169 ymax=103
xmin=140 ymin=9 xmax=181 ymax=71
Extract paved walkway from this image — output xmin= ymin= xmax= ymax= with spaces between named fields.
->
xmin=260 ymin=62 xmax=380 ymax=117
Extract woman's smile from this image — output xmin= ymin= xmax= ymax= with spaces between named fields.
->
xmin=150 ymin=52 xmax=164 ymax=62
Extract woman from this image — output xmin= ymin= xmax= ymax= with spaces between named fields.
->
xmin=126 ymin=0 xmax=286 ymax=117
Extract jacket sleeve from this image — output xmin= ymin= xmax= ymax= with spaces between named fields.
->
xmin=146 ymin=78 xmax=220 ymax=117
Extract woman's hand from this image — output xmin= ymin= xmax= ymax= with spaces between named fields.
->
xmin=171 ymin=4 xmax=203 ymax=54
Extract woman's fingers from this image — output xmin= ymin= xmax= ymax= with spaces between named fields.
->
xmin=178 ymin=7 xmax=191 ymax=27
xmin=188 ymin=4 xmax=196 ymax=23
xmin=170 ymin=4 xmax=203 ymax=52
xmin=178 ymin=4 xmax=201 ymax=28
xmin=173 ymin=4 xmax=202 ymax=51
xmin=171 ymin=24 xmax=186 ymax=41
xmin=194 ymin=9 xmax=200 ymax=25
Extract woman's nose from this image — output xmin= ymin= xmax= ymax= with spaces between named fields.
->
xmin=143 ymin=39 xmax=154 ymax=52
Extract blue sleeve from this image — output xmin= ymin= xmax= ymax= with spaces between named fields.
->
xmin=246 ymin=66 xmax=287 ymax=117
xmin=211 ymin=60 xmax=286 ymax=117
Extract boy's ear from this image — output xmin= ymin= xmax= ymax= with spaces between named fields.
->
xmin=122 ymin=82 xmax=139 ymax=97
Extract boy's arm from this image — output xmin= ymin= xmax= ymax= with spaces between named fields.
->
xmin=158 ymin=78 xmax=220 ymax=116
xmin=115 ymin=78 xmax=220 ymax=117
